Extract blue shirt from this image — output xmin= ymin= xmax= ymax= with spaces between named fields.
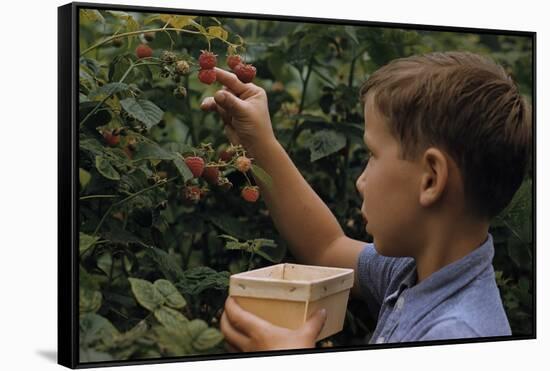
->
xmin=356 ymin=233 xmax=512 ymax=344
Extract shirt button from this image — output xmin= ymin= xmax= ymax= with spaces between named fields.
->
xmin=396 ymin=296 xmax=405 ymax=311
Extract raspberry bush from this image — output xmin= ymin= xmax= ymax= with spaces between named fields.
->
xmin=78 ymin=9 xmax=533 ymax=362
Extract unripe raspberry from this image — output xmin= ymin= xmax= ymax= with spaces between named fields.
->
xmin=235 ymin=156 xmax=252 ymax=173
xmin=175 ymin=60 xmax=190 ymax=75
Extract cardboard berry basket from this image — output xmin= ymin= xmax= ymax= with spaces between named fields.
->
xmin=229 ymin=263 xmax=355 ymax=341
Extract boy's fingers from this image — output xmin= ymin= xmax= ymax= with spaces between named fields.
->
xmin=213 ymin=89 xmax=246 ymax=115
xmin=224 ymin=296 xmax=270 ymax=336
xmin=302 ymin=309 xmax=327 ymax=339
xmin=220 ymin=311 xmax=249 ymax=352
xmin=214 ymin=67 xmax=249 ymax=95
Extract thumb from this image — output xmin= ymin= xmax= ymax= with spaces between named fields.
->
xmin=303 ymin=308 xmax=327 ymax=339
xmin=214 ymin=90 xmax=245 ymax=114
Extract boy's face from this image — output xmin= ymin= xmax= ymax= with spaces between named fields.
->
xmin=355 ymin=94 xmax=424 ymax=256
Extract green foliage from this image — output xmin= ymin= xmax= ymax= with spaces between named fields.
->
xmin=78 ymin=8 xmax=533 ymax=360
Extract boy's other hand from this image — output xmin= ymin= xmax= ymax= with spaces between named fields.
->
xmin=199 ymin=67 xmax=277 ymax=155
xmin=220 ymin=296 xmax=327 ymax=352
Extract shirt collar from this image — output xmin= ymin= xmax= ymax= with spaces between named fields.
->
xmin=384 ymin=233 xmax=495 ymax=304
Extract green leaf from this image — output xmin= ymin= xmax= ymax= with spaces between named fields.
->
xmin=79 ymin=287 xmax=102 ymax=314
xmin=153 ymin=305 xmax=189 ymax=331
xmin=89 ymin=82 xmax=130 ymax=100
xmin=128 ymin=277 xmax=165 ymax=311
xmin=95 ymin=155 xmax=120 ymax=180
xmin=153 ymin=325 xmax=191 ymax=356
xmin=251 ymin=238 xmax=285 ymax=263
xmin=79 ymin=168 xmax=92 ymax=189
xmin=193 ymin=327 xmax=224 ymax=351
xmin=97 ymin=253 xmax=113 ymax=276
xmin=132 ymin=141 xmax=174 ymax=161
xmin=187 ymin=319 xmax=209 ymax=339
xmin=175 ymin=267 xmax=230 ymax=296
xmin=209 ymin=215 xmax=250 ymax=240
xmin=120 ymin=98 xmax=164 ymax=130
xmin=79 ymin=347 xmax=113 ymax=362
xmin=251 ymin=164 xmax=273 ymax=190
xmin=154 ymin=279 xmax=187 ymax=309
xmin=173 ymin=155 xmax=194 ymax=181
xmin=145 ymin=247 xmax=186 ymax=283
xmin=79 ymin=232 xmax=100 ymax=254
xmin=79 ymin=313 xmax=120 ymax=347
xmin=306 ymin=129 xmax=347 ymax=162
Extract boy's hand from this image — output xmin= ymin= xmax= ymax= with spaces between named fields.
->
xmin=220 ymin=296 xmax=327 ymax=352
xmin=199 ymin=67 xmax=277 ymax=155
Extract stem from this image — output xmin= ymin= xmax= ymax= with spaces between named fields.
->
xmin=92 ymin=176 xmax=178 ymax=237
xmin=286 ymin=56 xmax=315 ymax=152
xmin=80 ymin=27 xmax=242 ymax=57
xmin=80 ymin=195 xmax=119 ymax=201
xmin=79 ymin=60 xmax=137 ymax=129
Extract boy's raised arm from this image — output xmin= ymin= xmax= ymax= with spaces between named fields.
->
xmin=200 ymin=68 xmax=366 ymax=298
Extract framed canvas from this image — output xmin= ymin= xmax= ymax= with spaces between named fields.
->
xmin=58 ymin=1 xmax=536 ymax=368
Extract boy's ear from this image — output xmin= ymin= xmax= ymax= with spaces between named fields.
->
xmin=419 ymin=148 xmax=448 ymax=207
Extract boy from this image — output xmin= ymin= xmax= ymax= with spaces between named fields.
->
xmin=199 ymin=51 xmax=532 ymax=351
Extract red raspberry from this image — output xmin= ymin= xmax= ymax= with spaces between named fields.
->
xmin=182 ymin=186 xmax=202 ymax=204
xmin=235 ymin=156 xmax=252 ymax=173
xmin=199 ymin=50 xmax=218 ymax=69
xmin=103 ymin=130 xmax=120 ymax=146
xmin=202 ymin=165 xmax=220 ymax=185
xmin=219 ymin=148 xmax=235 ymax=162
xmin=241 ymin=186 xmax=260 ymax=202
xmin=135 ymin=43 xmax=153 ymax=59
xmin=234 ymin=63 xmax=256 ymax=83
xmin=226 ymin=55 xmax=242 ymax=70
xmin=184 ymin=156 xmax=205 ymax=177
xmin=198 ymin=69 xmax=216 ymax=85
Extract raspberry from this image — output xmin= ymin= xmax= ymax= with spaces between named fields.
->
xmin=182 ymin=186 xmax=202 ymax=204
xmin=199 ymin=50 xmax=217 ymax=69
xmin=135 ymin=43 xmax=153 ymax=59
xmin=184 ymin=156 xmax=205 ymax=177
xmin=241 ymin=186 xmax=260 ymax=202
xmin=234 ymin=63 xmax=256 ymax=83
xmin=235 ymin=156 xmax=252 ymax=173
xmin=175 ymin=60 xmax=190 ymax=75
xmin=219 ymin=148 xmax=235 ymax=162
xmin=202 ymin=165 xmax=220 ymax=185
xmin=103 ymin=130 xmax=120 ymax=146
xmin=198 ymin=69 xmax=216 ymax=85
xmin=226 ymin=55 xmax=242 ymax=70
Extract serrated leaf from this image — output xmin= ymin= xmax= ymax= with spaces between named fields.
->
xmin=79 ymin=232 xmax=100 ymax=254
xmin=97 ymin=253 xmax=113 ymax=276
xmin=307 ymin=129 xmax=346 ymax=162
xmin=206 ymin=26 xmax=228 ymax=41
xmin=80 ymin=9 xmax=105 ymax=24
xmin=120 ymin=98 xmax=164 ymax=130
xmin=251 ymin=164 xmax=273 ymax=190
xmin=193 ymin=327 xmax=224 ymax=351
xmin=89 ymin=82 xmax=130 ymax=100
xmin=95 ymin=155 xmax=120 ymax=180
xmin=128 ymin=278 xmax=165 ymax=311
xmin=79 ymin=287 xmax=102 ymax=314
xmin=154 ymin=305 xmax=189 ymax=331
xmin=132 ymin=141 xmax=174 ymax=161
xmin=159 ymin=14 xmax=197 ymax=29
xmin=79 ymin=313 xmax=120 ymax=347
xmin=153 ymin=325 xmax=191 ymax=356
xmin=79 ymin=168 xmax=92 ymax=189
xmin=187 ymin=319 xmax=209 ymax=339
xmin=173 ymin=155 xmax=194 ymax=181
xmin=154 ymin=279 xmax=187 ymax=309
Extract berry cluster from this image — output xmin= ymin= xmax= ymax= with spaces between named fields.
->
xmin=226 ymin=54 xmax=256 ymax=83
xmin=198 ymin=50 xmax=218 ymax=85
xmin=180 ymin=144 xmax=260 ymax=204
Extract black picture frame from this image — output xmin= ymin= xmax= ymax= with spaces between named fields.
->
xmin=58 ymin=2 xmax=536 ymax=368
